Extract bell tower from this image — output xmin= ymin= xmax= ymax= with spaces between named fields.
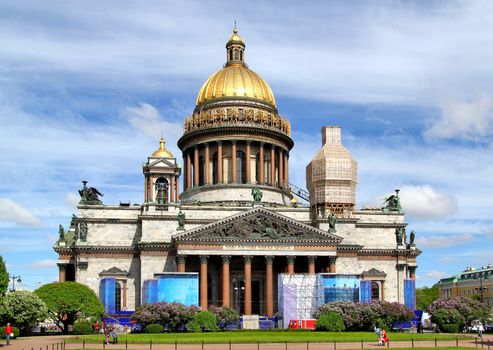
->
xmin=143 ymin=138 xmax=181 ymax=204
xmin=306 ymin=126 xmax=357 ymax=218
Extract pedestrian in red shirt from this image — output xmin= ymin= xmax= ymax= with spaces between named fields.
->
xmin=5 ymin=323 xmax=13 ymax=345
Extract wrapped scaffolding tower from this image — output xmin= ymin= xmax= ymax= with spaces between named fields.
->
xmin=278 ymin=274 xmax=323 ymax=328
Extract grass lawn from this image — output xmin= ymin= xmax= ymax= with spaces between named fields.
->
xmin=66 ymin=331 xmax=474 ymax=344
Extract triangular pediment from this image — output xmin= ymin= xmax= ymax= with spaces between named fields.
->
xmin=362 ymin=268 xmax=387 ymax=277
xmin=147 ymin=158 xmax=177 ymax=168
xmin=99 ymin=267 xmax=129 ymax=277
xmin=172 ymin=207 xmax=343 ymax=244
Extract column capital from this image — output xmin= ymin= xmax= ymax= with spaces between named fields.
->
xmin=176 ymin=255 xmax=187 ymax=264
xmin=217 ymin=140 xmax=222 ymax=145
xmin=308 ymin=256 xmax=317 ymax=264
xmin=246 ymin=140 xmax=251 ymax=145
xmin=396 ymin=263 xmax=406 ymax=271
xmin=265 ymin=256 xmax=274 ymax=265
xmin=244 ymin=255 xmax=253 ymax=264
xmin=408 ymin=266 xmax=417 ymax=273
xmin=222 ymin=255 xmax=231 ymax=264
xmin=200 ymin=255 xmax=209 ymax=264
xmin=328 ymin=256 xmax=338 ymax=263
xmin=57 ymin=263 xmax=67 ymax=271
xmin=231 ymin=139 xmax=237 ymax=144
xmin=77 ymin=261 xmax=88 ymax=270
xmin=286 ymin=256 xmax=296 ymax=264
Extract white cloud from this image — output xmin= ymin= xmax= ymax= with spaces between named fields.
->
xmin=425 ymin=94 xmax=493 ymax=141
xmin=424 ymin=270 xmax=450 ymax=281
xmin=64 ymin=192 xmax=79 ymax=208
xmin=122 ymin=103 xmax=182 ymax=141
xmin=0 ymin=198 xmax=43 ymax=227
xmin=399 ymin=185 xmax=458 ymax=220
xmin=30 ymin=259 xmax=57 ymax=269
xmin=417 ymin=234 xmax=474 ymax=248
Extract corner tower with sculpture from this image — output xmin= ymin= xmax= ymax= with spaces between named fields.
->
xmin=54 ymin=29 xmax=420 ymax=325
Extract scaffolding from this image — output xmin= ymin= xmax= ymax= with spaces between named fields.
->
xmin=277 ymin=274 xmax=323 ymax=328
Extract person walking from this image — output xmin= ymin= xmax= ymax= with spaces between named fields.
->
xmin=5 ymin=323 xmax=13 ymax=345
xmin=478 ymin=322 xmax=484 ymax=339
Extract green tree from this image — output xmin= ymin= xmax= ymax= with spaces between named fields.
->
xmin=416 ymin=284 xmax=439 ymax=310
xmin=0 ymin=290 xmax=48 ymax=334
xmin=0 ymin=256 xmax=8 ymax=296
xmin=35 ymin=282 xmax=104 ymax=334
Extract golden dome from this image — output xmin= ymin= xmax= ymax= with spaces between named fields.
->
xmin=151 ymin=138 xmax=173 ymax=158
xmin=196 ymin=65 xmax=276 ymax=107
xmin=195 ymin=28 xmax=276 ymax=108
xmin=227 ymin=28 xmax=244 ymax=46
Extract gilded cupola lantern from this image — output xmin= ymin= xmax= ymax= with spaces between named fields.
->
xmin=177 ymin=28 xmax=294 ymax=206
xmin=143 ymin=138 xmax=181 ymax=205
xmin=226 ymin=28 xmax=245 ymax=65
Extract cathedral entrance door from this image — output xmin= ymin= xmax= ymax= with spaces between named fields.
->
xmin=232 ymin=273 xmax=264 ymax=315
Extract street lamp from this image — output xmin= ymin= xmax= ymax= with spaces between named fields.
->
xmin=9 ymin=274 xmax=22 ymax=292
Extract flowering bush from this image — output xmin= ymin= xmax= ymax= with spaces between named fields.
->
xmin=427 ymin=297 xmax=490 ymax=329
xmin=315 ymin=300 xmax=414 ymax=331
xmin=208 ymin=305 xmax=239 ymax=327
xmin=132 ymin=302 xmax=202 ymax=331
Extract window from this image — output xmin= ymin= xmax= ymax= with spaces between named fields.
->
xmin=371 ymin=281 xmax=380 ymax=300
xmin=236 ymin=150 xmax=246 ymax=183
xmin=234 ymin=49 xmax=239 ymax=61
xmin=199 ymin=155 xmax=205 ymax=186
xmin=115 ymin=282 xmax=121 ymax=312
xmin=212 ymin=152 xmax=218 ymax=184
xmin=155 ymin=177 xmax=168 ymax=204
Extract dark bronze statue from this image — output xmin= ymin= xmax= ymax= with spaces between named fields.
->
xmin=78 ymin=180 xmax=103 ymax=205
xmin=396 ymin=227 xmax=404 ymax=245
xmin=409 ymin=230 xmax=415 ymax=245
xmin=58 ymin=224 xmax=65 ymax=240
xmin=251 ymin=188 xmax=263 ymax=202
xmin=177 ymin=210 xmax=186 ymax=230
xmin=328 ymin=212 xmax=337 ymax=233
xmin=79 ymin=221 xmax=88 ymax=242
xmin=383 ymin=189 xmax=402 ymax=213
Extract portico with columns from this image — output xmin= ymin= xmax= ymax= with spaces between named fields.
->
xmin=172 ymin=207 xmax=341 ymax=316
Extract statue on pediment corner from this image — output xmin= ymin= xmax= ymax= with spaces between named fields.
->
xmin=328 ymin=211 xmax=337 ymax=233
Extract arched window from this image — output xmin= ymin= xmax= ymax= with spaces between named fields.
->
xmin=212 ymin=152 xmax=218 ymax=184
xmin=371 ymin=281 xmax=380 ymax=301
xmin=234 ymin=49 xmax=239 ymax=61
xmin=155 ymin=177 xmax=168 ymax=204
xmin=199 ymin=155 xmax=205 ymax=186
xmin=236 ymin=150 xmax=246 ymax=183
xmin=229 ymin=50 xmax=233 ymax=62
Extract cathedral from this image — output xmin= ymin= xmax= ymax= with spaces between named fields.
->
xmin=54 ymin=29 xmax=420 ymax=323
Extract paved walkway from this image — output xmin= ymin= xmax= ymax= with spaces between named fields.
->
xmin=1 ymin=335 xmax=492 ymax=350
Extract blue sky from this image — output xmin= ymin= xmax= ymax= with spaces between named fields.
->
xmin=1 ymin=0 xmax=492 ymax=290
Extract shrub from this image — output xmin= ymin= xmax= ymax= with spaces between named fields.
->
xmin=72 ymin=320 xmax=94 ymax=335
xmin=315 ymin=312 xmax=345 ymax=332
xmin=132 ymin=302 xmax=202 ymax=331
xmin=441 ymin=324 xmax=459 ymax=333
xmin=144 ymin=324 xmax=164 ymax=333
xmin=0 ymin=326 xmax=20 ymax=338
xmin=427 ymin=297 xmax=490 ymax=329
xmin=193 ymin=311 xmax=219 ymax=332
xmin=315 ymin=300 xmax=414 ymax=331
xmin=208 ymin=305 xmax=240 ymax=325
xmin=187 ymin=320 xmax=202 ymax=333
